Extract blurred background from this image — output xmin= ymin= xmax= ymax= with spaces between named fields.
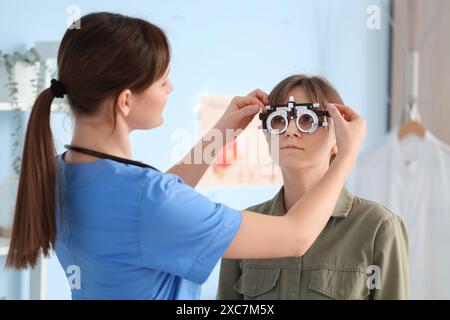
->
xmin=0 ymin=0 xmax=449 ymax=300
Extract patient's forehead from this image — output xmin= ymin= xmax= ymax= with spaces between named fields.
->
xmin=285 ymin=87 xmax=310 ymax=104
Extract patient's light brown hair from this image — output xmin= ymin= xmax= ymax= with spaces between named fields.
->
xmin=269 ymin=74 xmax=344 ymax=111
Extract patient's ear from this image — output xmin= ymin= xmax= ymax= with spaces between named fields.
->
xmin=329 ymin=145 xmax=338 ymax=163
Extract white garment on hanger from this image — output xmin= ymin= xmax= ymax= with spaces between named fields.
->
xmin=351 ymin=128 xmax=450 ymax=300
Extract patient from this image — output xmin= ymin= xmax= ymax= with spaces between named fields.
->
xmin=217 ymin=75 xmax=409 ymax=300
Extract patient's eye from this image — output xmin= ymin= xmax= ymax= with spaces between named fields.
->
xmin=270 ymin=115 xmax=286 ymax=130
xmin=298 ymin=114 xmax=314 ymax=131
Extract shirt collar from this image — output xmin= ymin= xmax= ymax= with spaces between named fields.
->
xmin=270 ymin=186 xmax=354 ymax=218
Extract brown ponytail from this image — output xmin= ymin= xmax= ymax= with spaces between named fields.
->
xmin=6 ymin=12 xmax=170 ymax=269
xmin=6 ymin=89 xmax=57 ymax=269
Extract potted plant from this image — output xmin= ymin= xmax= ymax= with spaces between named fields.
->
xmin=0 ymin=48 xmax=41 ymax=237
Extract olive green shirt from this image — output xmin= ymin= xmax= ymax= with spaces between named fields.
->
xmin=217 ymin=187 xmax=409 ymax=300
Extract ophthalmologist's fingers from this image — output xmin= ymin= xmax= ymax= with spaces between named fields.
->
xmin=232 ymin=95 xmax=265 ymax=111
xmin=247 ymin=88 xmax=269 ymax=106
xmin=329 ymin=103 xmax=360 ymax=122
xmin=327 ymin=103 xmax=366 ymax=156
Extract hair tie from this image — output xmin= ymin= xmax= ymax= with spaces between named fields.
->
xmin=50 ymin=79 xmax=67 ymax=98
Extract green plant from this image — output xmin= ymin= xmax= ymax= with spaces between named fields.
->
xmin=1 ymin=48 xmax=41 ymax=175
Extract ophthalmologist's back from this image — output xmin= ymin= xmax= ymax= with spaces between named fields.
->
xmin=55 ymin=153 xmax=241 ymax=300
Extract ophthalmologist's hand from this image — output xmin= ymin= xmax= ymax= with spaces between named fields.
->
xmin=327 ymin=103 xmax=366 ymax=164
xmin=214 ymin=89 xmax=269 ymax=137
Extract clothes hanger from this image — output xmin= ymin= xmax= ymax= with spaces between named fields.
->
xmin=398 ymin=51 xmax=426 ymax=140
xmin=398 ymin=120 xmax=426 ymax=140
xmin=398 ymin=1 xmax=426 ymax=141
xmin=398 ymin=96 xmax=426 ymax=140
xmin=398 ymin=118 xmax=426 ymax=140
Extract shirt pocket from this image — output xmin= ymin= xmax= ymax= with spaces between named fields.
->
xmin=307 ymin=267 xmax=370 ymax=300
xmin=233 ymin=266 xmax=281 ymax=300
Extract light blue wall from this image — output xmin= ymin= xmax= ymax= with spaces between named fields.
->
xmin=0 ymin=0 xmax=391 ymax=299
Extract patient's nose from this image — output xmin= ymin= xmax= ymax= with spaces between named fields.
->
xmin=284 ymin=118 xmax=302 ymax=138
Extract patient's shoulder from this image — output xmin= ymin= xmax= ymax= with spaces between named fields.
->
xmin=245 ymin=198 xmax=278 ymax=215
xmin=350 ymin=196 xmax=405 ymax=229
xmin=244 ymin=188 xmax=285 ymax=215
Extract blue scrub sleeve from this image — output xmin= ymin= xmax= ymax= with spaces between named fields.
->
xmin=138 ymin=172 xmax=242 ymax=284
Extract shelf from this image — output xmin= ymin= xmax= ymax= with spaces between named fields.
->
xmin=0 ymin=102 xmax=13 ymax=111
xmin=0 ymin=237 xmax=10 ymax=256
xmin=0 ymin=102 xmax=29 ymax=111
xmin=0 ymin=101 xmax=69 ymax=112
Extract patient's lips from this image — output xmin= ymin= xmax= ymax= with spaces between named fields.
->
xmin=281 ymin=144 xmax=305 ymax=150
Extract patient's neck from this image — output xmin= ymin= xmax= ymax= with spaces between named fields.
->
xmin=282 ymin=162 xmax=330 ymax=212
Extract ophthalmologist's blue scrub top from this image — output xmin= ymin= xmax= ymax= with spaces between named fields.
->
xmin=55 ymin=153 xmax=242 ymax=299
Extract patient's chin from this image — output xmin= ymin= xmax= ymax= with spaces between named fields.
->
xmin=279 ymin=159 xmax=309 ymax=171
